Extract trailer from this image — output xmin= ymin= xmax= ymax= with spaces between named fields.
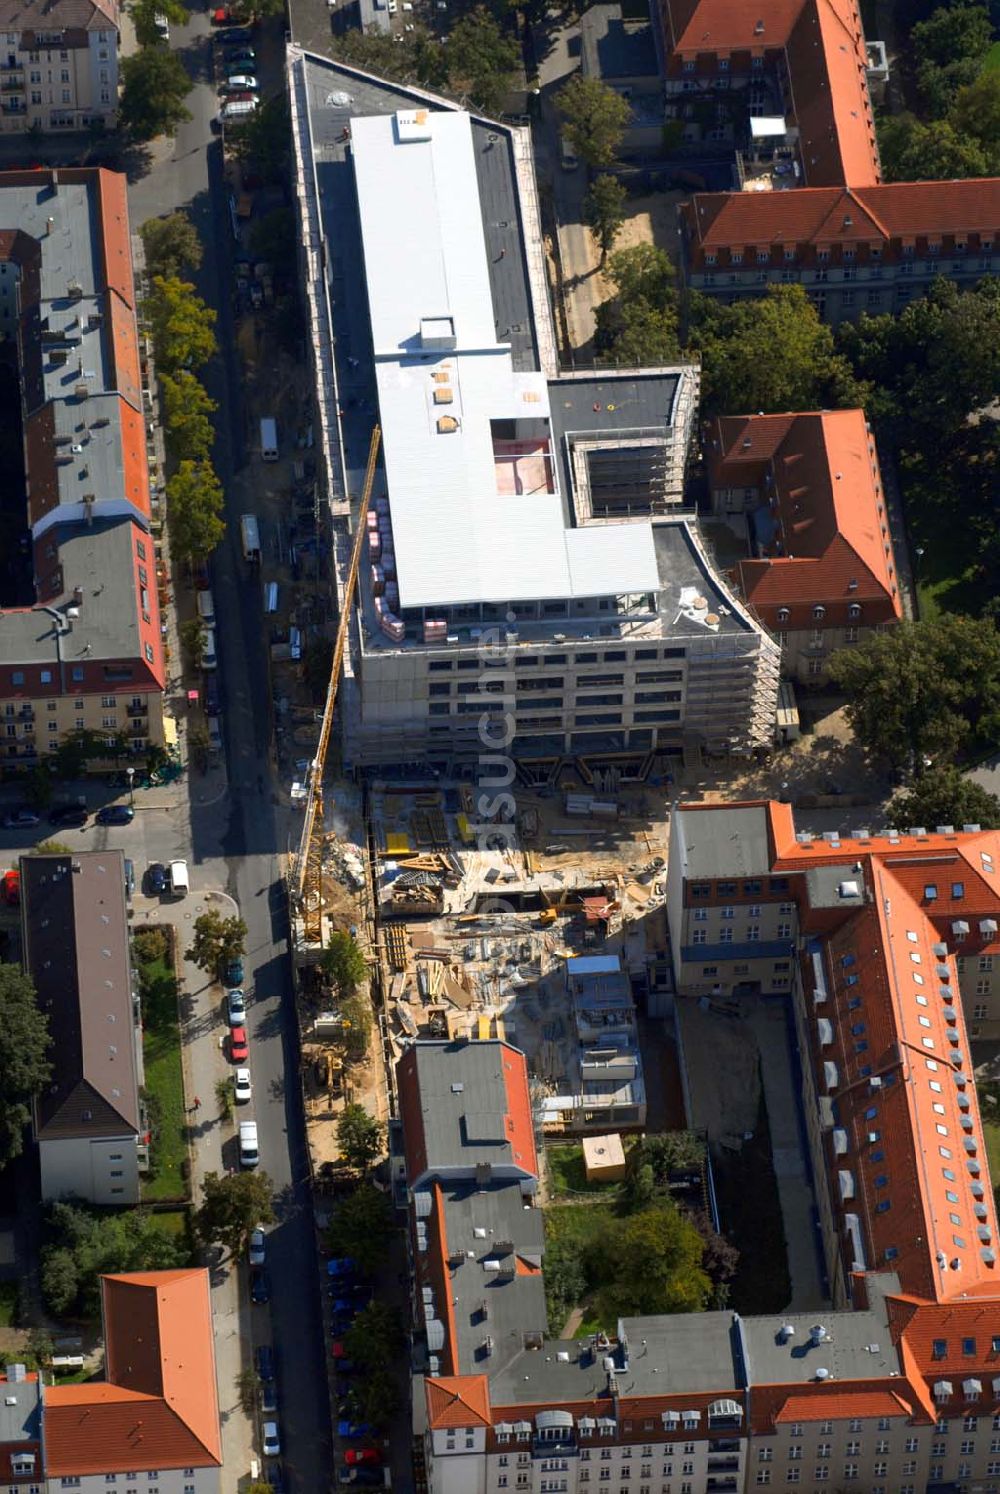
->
xmin=240 ymin=513 xmax=261 ymax=563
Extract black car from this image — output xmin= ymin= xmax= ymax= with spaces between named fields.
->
xmin=266 ymin=1467 xmax=287 ymax=1494
xmin=256 ymin=1344 xmax=276 ymax=1381
xmin=146 ymin=862 xmax=168 ymax=895
xmin=205 ymin=674 xmax=221 ymax=716
xmin=2 ymin=806 xmax=40 ymax=829
xmin=48 ymin=804 xmax=88 ymax=828
xmin=96 ymin=804 xmax=135 ymax=826
xmin=250 ymin=1267 xmax=270 ymax=1305
xmin=216 ymin=24 xmax=253 ymax=42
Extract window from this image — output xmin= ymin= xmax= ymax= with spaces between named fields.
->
xmin=755 ymin=1475 xmax=770 ymax=1487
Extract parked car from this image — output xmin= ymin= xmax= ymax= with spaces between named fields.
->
xmin=261 ymin=1378 xmax=278 ymax=1416
xmin=211 ymin=4 xmax=235 ymax=21
xmin=262 ymin=1420 xmax=281 ymax=1458
xmin=249 ymin=1227 xmax=266 ymax=1266
xmin=226 ymin=988 xmax=246 ymax=1025
xmin=216 ymin=23 xmax=254 ymax=41
xmin=2 ymin=806 xmax=40 ymax=829
xmin=337 ymin=1467 xmax=383 ymax=1486
xmin=146 ymin=861 xmax=168 ymax=894
xmin=330 ymin=1298 xmax=356 ymax=1318
xmin=96 ymin=804 xmax=135 ymax=826
xmin=226 ymin=46 xmax=256 ymax=66
xmin=221 ymin=74 xmax=258 ymax=93
xmin=256 ymin=1344 xmax=275 ymax=1381
xmin=337 ymin=1422 xmax=370 ymax=1440
xmin=222 ymin=954 xmax=244 ymax=986
xmin=330 ymin=1343 xmax=354 ymax=1370
xmin=48 ymin=803 xmax=87 ymax=828
xmin=234 ymin=1067 xmax=252 ymax=1104
xmin=250 ymin=1267 xmax=270 ymax=1305
xmin=205 ymin=674 xmax=221 ymax=716
xmin=326 ymin=1257 xmax=356 ymax=1278
xmin=224 ymin=91 xmax=257 ymax=106
xmin=345 ymin=1448 xmax=382 ymax=1467
xmin=265 ymin=1465 xmax=286 ymax=1493
xmin=229 ymin=1025 xmax=249 ymax=1063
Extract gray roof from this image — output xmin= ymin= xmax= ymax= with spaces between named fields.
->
xmin=672 ymin=802 xmax=773 ymax=881
xmin=0 ymin=1369 xmax=41 ymax=1447
xmin=739 ymin=1278 xmax=903 ymax=1386
xmin=804 ymin=862 xmax=869 ymax=911
xmin=652 ymin=522 xmax=754 ymax=637
xmin=547 ymin=370 xmax=682 ymax=520
xmin=0 ymin=0 xmax=117 ymax=30
xmin=440 ymin=1180 xmax=548 ymax=1377
xmin=3 ymin=518 xmax=146 ymax=669
xmin=580 ymin=3 xmax=659 ymax=83
xmin=618 ymin=1313 xmax=744 ymax=1394
xmin=407 ymin=1041 xmax=526 ymax=1176
xmin=21 ymin=851 xmax=140 ymax=1140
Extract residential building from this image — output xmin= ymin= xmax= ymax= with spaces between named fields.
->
xmin=537 ymin=955 xmax=647 ymax=1134
xmin=0 ymin=167 xmax=166 ymax=770
xmin=43 ymin=1269 xmax=222 ymax=1492
xmin=679 ymin=179 xmax=1000 ymax=322
xmin=579 ymin=2 xmax=662 ymax=158
xmin=0 ymin=1365 xmax=42 ymax=1492
xmin=21 ymin=850 xmax=143 ymax=1204
xmin=289 ymin=55 xmax=781 ymax=766
xmin=401 ymin=803 xmax=1000 ymax=1494
xmin=705 ymin=409 xmax=901 ymax=681
xmin=0 ymin=0 xmax=119 ymax=134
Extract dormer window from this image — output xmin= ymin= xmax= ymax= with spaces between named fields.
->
xmin=955 ymin=240 xmax=966 ymax=253
xmin=902 ymin=243 xmax=914 ymax=257
xmin=843 ymin=248 xmax=855 ymax=261
xmin=682 ymin=59 xmax=695 ymax=72
xmin=731 ymin=251 xmax=743 ymax=265
xmin=870 ymin=245 xmax=882 ymax=259
xmin=813 ymin=604 xmax=826 ymax=620
xmin=718 ymin=56 xmax=729 ymax=70
xmin=705 ymin=253 xmax=717 ymax=265
xmin=777 ymin=607 xmax=790 ymax=623
xmin=848 ymin=603 xmax=861 ymax=619
xmin=818 ymin=249 xmax=830 ymax=263
xmin=928 ymin=241 xmax=940 ymax=255
xmin=784 ymin=247 xmax=795 ymax=262
xmin=757 ymin=250 xmax=769 ymax=264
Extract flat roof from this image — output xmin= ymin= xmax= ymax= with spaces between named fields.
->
xmin=672 ymin=803 xmax=773 ymax=880
xmin=580 ymin=2 xmax=659 ymax=81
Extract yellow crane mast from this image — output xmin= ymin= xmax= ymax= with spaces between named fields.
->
xmin=294 ymin=425 xmax=381 ymax=945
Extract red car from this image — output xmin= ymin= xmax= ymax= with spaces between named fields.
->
xmin=229 ymin=1025 xmax=249 ymax=1062
xmin=211 ymin=6 xmax=234 ymax=22
xmin=346 ymin=1449 xmax=382 ymax=1468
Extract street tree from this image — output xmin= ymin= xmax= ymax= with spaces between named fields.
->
xmin=320 ymin=930 xmax=367 ymax=998
xmin=594 ymin=243 xmax=680 ymax=366
xmin=187 ymin=911 xmax=247 ymax=974
xmin=589 ymin=1203 xmax=710 ymax=1319
xmin=889 ymin=765 xmax=1000 ymax=831
xmin=0 ymin=965 xmax=52 ymax=1169
xmin=342 ymin=1301 xmax=403 ymax=1376
xmin=119 ymin=46 xmax=192 ymax=140
xmin=337 ymin=1103 xmax=384 ymax=1172
xmin=583 ymin=174 xmax=627 ymax=265
xmin=444 ymin=9 xmax=520 ymax=117
xmin=145 ymin=275 xmax=217 ymax=375
xmin=325 ymin=1183 xmax=394 ymax=1275
xmin=354 ymin=1367 xmax=400 ymax=1430
xmin=52 ymin=727 xmax=105 ymax=778
xmin=159 ymin=370 xmax=217 ymax=462
xmin=691 ymin=284 xmax=865 ymax=416
xmin=140 ymin=212 xmax=203 ymax=279
xmin=556 ymin=76 xmax=631 ymax=168
xmin=195 ymin=1170 xmax=275 ymax=1258
xmin=188 ymin=722 xmax=211 ymax=775
xmin=228 ymin=95 xmax=291 ymax=185
xmin=827 ymin=615 xmax=1000 ymax=770
xmin=179 ymin=617 xmax=207 ymax=672
xmin=168 ymin=459 xmax=226 ymax=564
xmin=878 ymin=113 xmax=990 ymax=180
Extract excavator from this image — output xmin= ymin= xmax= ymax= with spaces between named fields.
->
xmin=291 ymin=425 xmax=381 ymax=946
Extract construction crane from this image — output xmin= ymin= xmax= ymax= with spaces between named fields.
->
xmin=293 ymin=425 xmax=381 ymax=945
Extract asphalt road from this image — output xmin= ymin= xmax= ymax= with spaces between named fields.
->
xmin=0 ymin=10 xmax=337 ymax=1488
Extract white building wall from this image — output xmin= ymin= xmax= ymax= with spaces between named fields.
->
xmin=47 ymin=1467 xmax=220 ymax=1494
xmin=428 ymin=1436 xmax=487 ymax=1494
xmin=39 ymin=1133 xmax=140 ymax=1206
xmin=0 ymin=21 xmax=118 ymax=133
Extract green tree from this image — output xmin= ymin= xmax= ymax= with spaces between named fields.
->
xmin=41 ymin=1248 xmax=79 ymax=1316
xmin=179 ymin=616 xmax=207 ymax=671
xmin=320 ymin=930 xmax=367 ymax=998
xmin=337 ymin=1103 xmax=384 ymax=1172
xmin=249 ymin=207 xmax=297 ymax=275
xmin=594 ymin=243 xmax=680 ymax=366
xmin=0 ymin=965 xmax=52 ymax=1168
xmin=195 ymin=1170 xmax=275 ymax=1258
xmin=556 ymin=76 xmax=631 ymax=168
xmin=583 ymin=174 xmax=627 ymax=265
xmin=130 ymin=0 xmax=187 ymax=47
xmin=691 ymin=284 xmax=865 ymax=416
xmin=889 ymin=765 xmax=1000 ymax=830
xmin=445 ymin=9 xmax=520 ymax=116
xmin=228 ymin=95 xmax=291 ymax=185
xmin=187 ymin=910 xmax=247 ymax=974
xmin=333 ymin=25 xmax=448 ymax=96
xmin=878 ymin=113 xmax=990 ymax=180
xmin=53 ymin=728 xmax=105 ymax=778
xmin=40 ymin=1203 xmax=189 ymax=1318
xmin=145 ymin=275 xmax=217 ymax=375
xmin=119 ymin=46 xmax=192 ymax=140
xmin=342 ymin=1300 xmax=403 ymax=1375
xmin=189 ymin=722 xmax=211 ymax=775
xmin=354 ymin=1366 xmax=400 ymax=1430
xmin=543 ymin=1235 xmax=586 ymax=1332
xmin=912 ymin=3 xmax=993 ymax=116
xmin=828 ymin=615 xmax=1000 ymax=770
xmin=160 ymin=370 xmax=217 ymax=462
xmin=168 ymin=460 xmax=226 ymax=564
xmin=325 ymin=1183 xmax=394 ymax=1275
xmin=589 ymin=1203 xmax=711 ymax=1319
xmin=951 ymin=69 xmax=1000 ymax=161
xmin=237 ymin=1368 xmax=260 ymax=1417
xmin=30 ymin=839 xmax=72 ymax=856
xmin=619 ymin=1131 xmax=705 ymax=1211
xmin=339 ymin=994 xmax=373 ymax=1064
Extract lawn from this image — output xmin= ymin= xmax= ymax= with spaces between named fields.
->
xmin=0 ymin=1280 xmax=18 ymax=1327
xmin=984 ymin=40 xmax=1000 ymax=72
xmin=137 ymin=937 xmax=189 ymax=1203
xmin=544 ymin=1198 xmax=620 ymax=1337
xmin=982 ymin=1113 xmax=1000 ymax=1185
xmin=546 ymin=1145 xmax=622 ymax=1197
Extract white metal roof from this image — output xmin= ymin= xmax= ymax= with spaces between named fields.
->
xmin=350 ymin=109 xmax=659 ymax=610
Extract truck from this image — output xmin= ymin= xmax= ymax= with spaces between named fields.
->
xmin=240 ymin=513 xmax=261 ymax=563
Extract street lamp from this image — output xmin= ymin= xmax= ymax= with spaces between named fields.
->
xmin=126 ymin=766 xmax=135 ymax=806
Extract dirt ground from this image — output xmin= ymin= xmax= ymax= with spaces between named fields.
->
xmin=677 ymin=999 xmax=761 ymax=1144
xmin=615 ymin=190 xmax=687 ymax=271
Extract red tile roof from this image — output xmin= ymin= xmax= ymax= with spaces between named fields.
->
xmin=45 ymin=1270 xmax=222 ymax=1476
xmin=426 ymin=1376 xmax=492 ymax=1430
xmin=708 ymin=410 xmax=901 ymax=626
xmin=772 ymin=1388 xmax=919 ymax=1422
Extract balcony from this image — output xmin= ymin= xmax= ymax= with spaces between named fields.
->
xmin=706 ymin=1480 xmax=739 ymax=1493
xmin=710 ymin=1441 xmax=741 ymax=1454
xmin=1 ymin=77 xmax=24 ymax=91
xmin=127 ymin=702 xmax=148 ymax=717
xmin=707 ymin=1456 xmax=740 ymax=1470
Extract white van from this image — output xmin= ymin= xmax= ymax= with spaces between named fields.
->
xmin=219 ymin=99 xmax=258 ymax=125
xmin=240 ymin=513 xmax=261 ymax=563
xmin=239 ymin=1120 xmax=259 ymax=1168
xmin=263 ymin=581 xmax=279 ymax=614
xmin=260 ymin=417 xmax=279 ymax=462
xmin=202 ymin=626 xmax=218 ymax=671
xmin=560 ymin=135 xmax=580 ymax=172
xmin=197 ymin=589 xmax=216 ymax=625
xmin=168 ymin=859 xmax=189 ymax=897
xmin=153 ymin=10 xmax=169 ymax=38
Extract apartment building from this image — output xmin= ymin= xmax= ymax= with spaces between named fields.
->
xmin=0 ymin=1366 xmax=42 ymax=1492
xmin=705 ymin=409 xmax=901 ymax=682
xmin=21 ymin=850 xmax=143 ymax=1204
xmin=0 ymin=167 xmax=166 ymax=771
xmin=289 ymin=55 xmax=780 ymax=767
xmin=0 ymin=0 xmax=118 ymax=134
xmin=538 ymin=955 xmax=647 ymax=1134
xmin=43 ymin=1270 xmax=222 ymax=1493
xmin=679 ymin=179 xmax=1000 ymax=323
